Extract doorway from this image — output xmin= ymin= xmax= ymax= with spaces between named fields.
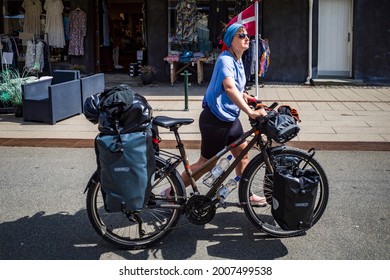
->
xmin=318 ymin=0 xmax=353 ymax=77
xmin=97 ymin=0 xmax=145 ymax=73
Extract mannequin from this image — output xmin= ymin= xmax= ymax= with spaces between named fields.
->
xmin=110 ymin=18 xmax=123 ymax=69
xmin=112 ymin=46 xmax=122 ymax=69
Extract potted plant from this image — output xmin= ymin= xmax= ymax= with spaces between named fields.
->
xmin=0 ymin=68 xmax=30 ymax=117
xmin=139 ymin=65 xmax=156 ymax=85
xmin=70 ymin=64 xmax=86 ymax=74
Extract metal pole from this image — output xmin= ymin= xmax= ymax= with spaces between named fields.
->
xmin=181 ymin=70 xmax=191 ymax=111
xmin=305 ymin=0 xmax=314 ymax=85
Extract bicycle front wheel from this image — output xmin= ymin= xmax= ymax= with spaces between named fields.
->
xmin=86 ymin=156 xmax=185 ymax=250
xmin=239 ymin=147 xmax=329 ymax=237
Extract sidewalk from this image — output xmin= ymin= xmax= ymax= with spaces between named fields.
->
xmin=0 ymin=76 xmax=389 ymax=151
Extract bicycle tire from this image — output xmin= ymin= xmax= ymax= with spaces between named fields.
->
xmin=239 ymin=147 xmax=329 ymax=237
xmin=86 ymin=156 xmax=185 ymax=250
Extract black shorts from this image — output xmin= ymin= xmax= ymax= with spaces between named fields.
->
xmin=199 ymin=105 xmax=244 ymax=159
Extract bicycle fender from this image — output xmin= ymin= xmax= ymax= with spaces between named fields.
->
xmin=173 ymin=172 xmax=187 ymax=197
xmin=241 ymin=145 xmax=287 ymax=183
xmin=270 ymin=145 xmax=289 ymax=153
xmin=84 ymin=170 xmax=99 ymax=194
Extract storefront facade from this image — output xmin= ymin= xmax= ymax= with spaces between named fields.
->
xmin=1 ymin=0 xmax=389 ymax=85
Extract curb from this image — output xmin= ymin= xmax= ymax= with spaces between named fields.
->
xmin=0 ymin=138 xmax=389 ymax=151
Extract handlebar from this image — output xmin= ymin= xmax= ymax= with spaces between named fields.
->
xmin=247 ymin=97 xmax=278 ymax=111
xmin=247 ymin=98 xmax=279 ymax=126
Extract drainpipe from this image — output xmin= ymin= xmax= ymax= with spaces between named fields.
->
xmin=305 ymin=0 xmax=313 ymax=85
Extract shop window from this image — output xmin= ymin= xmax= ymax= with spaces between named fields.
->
xmin=1 ymin=0 xmax=72 ymax=73
xmin=167 ymin=0 xmax=250 ymax=56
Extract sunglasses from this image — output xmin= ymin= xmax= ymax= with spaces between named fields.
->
xmin=236 ymin=33 xmax=250 ymax=39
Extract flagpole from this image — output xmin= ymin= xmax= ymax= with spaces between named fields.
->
xmin=255 ymin=0 xmax=259 ymax=98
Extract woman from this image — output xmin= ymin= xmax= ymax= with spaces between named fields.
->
xmin=181 ymin=23 xmax=267 ymax=205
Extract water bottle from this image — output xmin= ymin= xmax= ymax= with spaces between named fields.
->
xmin=219 ymin=176 xmax=240 ymax=200
xmin=203 ymin=155 xmax=233 ymax=187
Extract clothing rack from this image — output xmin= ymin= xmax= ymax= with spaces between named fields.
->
xmin=1 ymin=34 xmax=19 ymax=71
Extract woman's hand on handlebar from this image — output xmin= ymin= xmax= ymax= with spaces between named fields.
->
xmin=249 ymin=107 xmax=267 ymax=120
xmin=245 ymin=95 xmax=267 ymax=119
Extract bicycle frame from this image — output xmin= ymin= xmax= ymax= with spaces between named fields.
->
xmin=165 ymin=121 xmax=274 ymax=200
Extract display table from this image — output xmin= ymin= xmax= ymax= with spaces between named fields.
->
xmin=164 ymin=56 xmax=207 ymax=85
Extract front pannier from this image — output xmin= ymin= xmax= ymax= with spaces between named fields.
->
xmin=264 ymin=113 xmax=300 ymax=143
xmin=271 ymin=167 xmax=320 ymax=230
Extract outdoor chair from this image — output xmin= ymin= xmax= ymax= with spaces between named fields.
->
xmin=80 ymin=73 xmax=105 ymax=112
xmin=52 ymin=70 xmax=80 ymax=85
xmin=22 ymin=77 xmax=82 ymax=124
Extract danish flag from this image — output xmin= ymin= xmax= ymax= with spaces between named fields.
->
xmin=221 ymin=2 xmax=260 ymax=50
xmin=227 ymin=2 xmax=258 ymax=36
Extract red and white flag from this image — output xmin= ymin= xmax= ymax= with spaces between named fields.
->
xmin=227 ymin=2 xmax=258 ymax=36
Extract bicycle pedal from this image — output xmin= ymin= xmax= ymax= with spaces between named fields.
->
xmin=217 ymin=201 xmax=227 ymax=209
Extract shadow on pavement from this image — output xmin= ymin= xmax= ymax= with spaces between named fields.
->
xmin=0 ymin=209 xmax=287 ymax=260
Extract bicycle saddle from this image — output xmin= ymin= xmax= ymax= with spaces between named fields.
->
xmin=153 ymin=116 xmax=194 ymax=128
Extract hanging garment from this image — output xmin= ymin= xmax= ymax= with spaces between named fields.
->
xmin=208 ymin=0 xmax=229 ymax=47
xmin=68 ymin=8 xmax=87 ymax=56
xmin=35 ymin=41 xmax=44 ymax=71
xmin=102 ymin=0 xmax=110 ymax=46
xmin=63 ymin=15 xmax=69 ymax=41
xmin=242 ymin=40 xmax=253 ymax=81
xmin=24 ymin=40 xmax=45 ymax=72
xmin=1 ymin=37 xmax=14 ymax=65
xmin=176 ymin=0 xmax=197 ymax=42
xmin=44 ymin=0 xmax=65 ymax=48
xmin=1 ymin=37 xmax=19 ymax=67
xmin=25 ymin=40 xmax=36 ymax=70
xmin=22 ymin=0 xmax=42 ymax=34
xmin=259 ymin=38 xmax=270 ymax=77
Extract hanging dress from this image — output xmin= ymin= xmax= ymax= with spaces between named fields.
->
xmin=22 ymin=0 xmax=42 ymax=34
xmin=259 ymin=38 xmax=270 ymax=77
xmin=44 ymin=0 xmax=65 ymax=48
xmin=175 ymin=0 xmax=197 ymax=42
xmin=68 ymin=8 xmax=87 ymax=56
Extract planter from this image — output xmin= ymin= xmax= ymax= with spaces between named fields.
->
xmin=141 ymin=73 xmax=155 ymax=85
xmin=14 ymin=105 xmax=23 ymax=117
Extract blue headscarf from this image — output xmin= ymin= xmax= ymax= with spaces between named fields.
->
xmin=223 ymin=23 xmax=244 ymax=48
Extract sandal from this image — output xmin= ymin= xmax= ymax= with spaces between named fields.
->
xmin=249 ymin=193 xmax=267 ymax=207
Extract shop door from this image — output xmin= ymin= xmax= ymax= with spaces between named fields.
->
xmin=95 ymin=0 xmax=144 ymax=73
xmin=318 ymin=0 xmax=353 ymax=77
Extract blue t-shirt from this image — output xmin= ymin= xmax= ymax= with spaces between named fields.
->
xmin=203 ymin=51 xmax=246 ymax=122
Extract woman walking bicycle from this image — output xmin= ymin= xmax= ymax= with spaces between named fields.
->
xmin=84 ymin=24 xmax=329 ymax=251
xmin=181 ymin=23 xmax=267 ymax=205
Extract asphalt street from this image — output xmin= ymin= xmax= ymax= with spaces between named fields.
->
xmin=0 ymin=146 xmax=389 ymax=260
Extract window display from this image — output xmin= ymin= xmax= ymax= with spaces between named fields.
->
xmin=166 ymin=0 xmax=251 ymax=84
xmin=168 ymin=0 xmax=251 ymax=56
xmin=1 ymin=0 xmax=73 ymax=73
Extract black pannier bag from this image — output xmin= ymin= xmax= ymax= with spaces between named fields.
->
xmin=98 ymin=84 xmax=153 ymax=134
xmin=86 ymin=84 xmax=156 ymax=212
xmin=271 ymin=167 xmax=320 ymax=230
xmin=264 ymin=113 xmax=300 ymax=144
xmin=259 ymin=104 xmax=301 ymax=144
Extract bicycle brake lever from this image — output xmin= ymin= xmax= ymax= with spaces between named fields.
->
xmin=268 ymin=102 xmax=279 ymax=110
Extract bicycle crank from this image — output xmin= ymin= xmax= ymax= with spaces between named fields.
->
xmin=185 ymin=195 xmax=217 ymax=225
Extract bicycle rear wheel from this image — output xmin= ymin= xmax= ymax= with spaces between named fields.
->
xmin=86 ymin=156 xmax=185 ymax=249
xmin=239 ymin=147 xmax=329 ymax=237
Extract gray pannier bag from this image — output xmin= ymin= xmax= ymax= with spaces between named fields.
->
xmin=95 ymin=131 xmax=155 ymax=212
xmin=85 ymin=84 xmax=156 ymax=212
